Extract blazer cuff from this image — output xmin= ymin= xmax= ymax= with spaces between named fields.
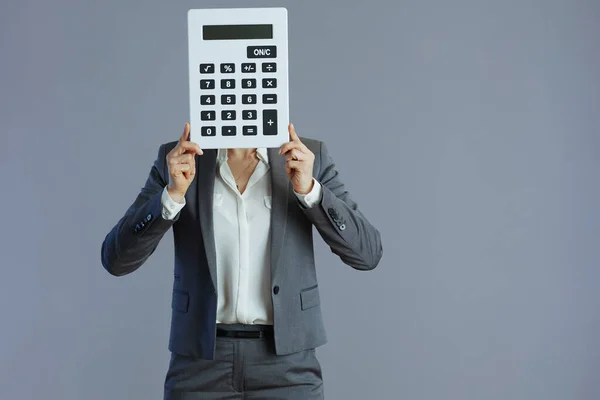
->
xmin=117 ymin=190 xmax=178 ymax=257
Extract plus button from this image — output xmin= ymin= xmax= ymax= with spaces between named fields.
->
xmin=262 ymin=110 xmax=278 ymax=136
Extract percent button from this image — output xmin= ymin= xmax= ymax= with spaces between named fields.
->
xmin=220 ymin=63 xmax=235 ymax=73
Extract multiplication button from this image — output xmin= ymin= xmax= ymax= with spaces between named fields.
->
xmin=263 ymin=110 xmax=277 ymax=136
xmin=262 ymin=78 xmax=277 ymax=88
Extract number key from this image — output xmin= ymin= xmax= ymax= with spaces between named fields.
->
xmin=242 ymin=94 xmax=257 ymax=104
xmin=221 ymin=95 xmax=236 ymax=105
xmin=201 ymin=126 xmax=216 ymax=136
xmin=201 ymin=111 xmax=216 ymax=121
xmin=200 ymin=95 xmax=215 ymax=105
xmin=242 ymin=110 xmax=257 ymax=120
xmin=221 ymin=79 xmax=235 ymax=89
xmin=200 ymin=79 xmax=215 ymax=89
xmin=221 ymin=110 xmax=236 ymax=121
xmin=242 ymin=79 xmax=257 ymax=89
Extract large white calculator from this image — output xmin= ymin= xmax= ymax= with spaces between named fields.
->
xmin=187 ymin=8 xmax=289 ymax=149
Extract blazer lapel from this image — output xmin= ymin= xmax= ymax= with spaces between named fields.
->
xmin=196 ymin=149 xmax=218 ymax=291
xmin=267 ymin=147 xmax=290 ymax=280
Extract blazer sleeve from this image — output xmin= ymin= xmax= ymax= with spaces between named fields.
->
xmin=101 ymin=143 xmax=179 ymax=276
xmin=299 ymin=141 xmax=383 ymax=270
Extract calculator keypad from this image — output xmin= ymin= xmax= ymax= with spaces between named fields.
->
xmin=197 ymin=46 xmax=280 ymax=137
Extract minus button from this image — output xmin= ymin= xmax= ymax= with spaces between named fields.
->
xmin=262 ymin=94 xmax=277 ymax=104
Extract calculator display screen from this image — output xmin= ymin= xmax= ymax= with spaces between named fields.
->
xmin=202 ymin=24 xmax=273 ymax=40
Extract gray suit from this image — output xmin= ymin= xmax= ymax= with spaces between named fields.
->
xmin=101 ymin=137 xmax=382 ymax=397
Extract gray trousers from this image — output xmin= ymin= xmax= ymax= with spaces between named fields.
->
xmin=163 ymin=333 xmax=324 ymax=399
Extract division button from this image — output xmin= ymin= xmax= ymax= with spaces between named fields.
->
xmin=262 ymin=62 xmax=277 ymax=73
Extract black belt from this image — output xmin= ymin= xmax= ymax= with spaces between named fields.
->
xmin=216 ymin=323 xmax=274 ymax=339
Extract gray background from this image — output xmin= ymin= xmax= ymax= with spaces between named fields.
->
xmin=1 ymin=0 xmax=598 ymax=399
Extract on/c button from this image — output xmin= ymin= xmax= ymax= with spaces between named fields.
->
xmin=247 ymin=46 xmax=277 ymax=58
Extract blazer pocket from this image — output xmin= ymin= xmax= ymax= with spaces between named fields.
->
xmin=214 ymin=192 xmax=223 ymax=207
xmin=264 ymin=195 xmax=272 ymax=209
xmin=172 ymin=290 xmax=189 ymax=313
xmin=300 ymin=285 xmax=320 ymax=310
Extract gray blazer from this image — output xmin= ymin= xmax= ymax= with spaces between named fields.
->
xmin=101 ymin=137 xmax=383 ymax=359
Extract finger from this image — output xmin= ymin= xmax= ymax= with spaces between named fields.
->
xmin=279 ymin=141 xmax=304 ymax=155
xmin=180 ymin=122 xmax=190 ymax=143
xmin=289 ymin=123 xmax=300 ymax=142
xmin=286 ymin=160 xmax=303 ymax=171
xmin=172 ymin=163 xmax=194 ymax=174
xmin=285 ymin=149 xmax=304 ymax=162
xmin=174 ymin=141 xmax=203 ymax=156
xmin=170 ymin=153 xmax=195 ymax=165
